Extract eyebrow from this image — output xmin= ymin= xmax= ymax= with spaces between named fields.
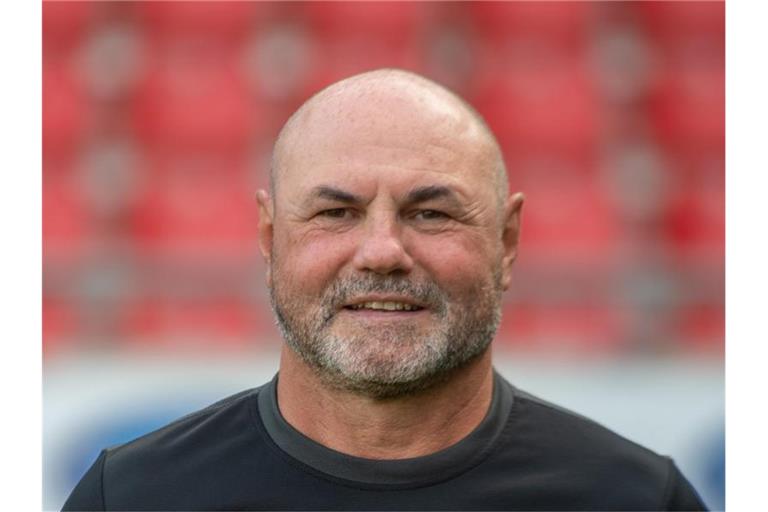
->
xmin=405 ymin=185 xmax=460 ymax=205
xmin=306 ymin=184 xmax=462 ymax=206
xmin=309 ymin=185 xmax=364 ymax=204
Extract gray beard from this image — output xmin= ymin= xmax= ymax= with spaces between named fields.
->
xmin=269 ymin=269 xmax=503 ymax=400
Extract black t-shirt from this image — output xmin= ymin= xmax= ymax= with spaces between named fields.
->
xmin=62 ymin=371 xmax=708 ymax=511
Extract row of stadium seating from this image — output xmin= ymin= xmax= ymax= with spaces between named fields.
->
xmin=44 ymin=153 xmax=723 ymax=264
xmin=43 ymin=2 xmax=724 ymax=46
xmin=44 ymin=3 xmax=724 ymax=155
xmin=43 ymin=293 xmax=724 ymax=356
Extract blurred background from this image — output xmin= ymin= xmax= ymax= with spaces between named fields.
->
xmin=42 ymin=2 xmax=724 ymax=510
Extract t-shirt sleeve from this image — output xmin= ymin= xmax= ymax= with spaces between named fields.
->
xmin=61 ymin=450 xmax=106 ymax=511
xmin=663 ymin=458 xmax=709 ymax=511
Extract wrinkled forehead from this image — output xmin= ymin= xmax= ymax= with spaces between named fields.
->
xmin=277 ymin=83 xmax=499 ymax=193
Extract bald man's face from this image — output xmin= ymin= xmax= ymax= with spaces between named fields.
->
xmin=259 ymin=83 xmax=522 ymax=397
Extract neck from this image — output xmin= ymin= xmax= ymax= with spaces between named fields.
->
xmin=276 ymin=345 xmax=494 ymax=459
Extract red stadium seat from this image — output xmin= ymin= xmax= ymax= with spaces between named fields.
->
xmin=648 ymin=65 xmax=724 ymax=152
xmin=304 ymin=2 xmax=430 ymax=39
xmin=638 ymin=1 xmax=724 ymax=153
xmin=662 ymin=180 xmax=724 ymax=266
xmin=659 ymin=145 xmax=724 ymax=267
xmin=674 ymin=303 xmax=724 ymax=354
xmin=468 ymin=2 xmax=592 ymax=47
xmin=634 ymin=1 xmax=724 ymax=41
xmin=119 ymin=295 xmax=270 ymax=351
xmin=135 ymin=2 xmax=266 ymax=42
xmin=472 ymin=59 xmax=599 ymax=159
xmin=43 ymin=0 xmax=95 ymax=58
xmin=497 ymin=302 xmax=627 ymax=355
xmin=129 ymin=152 xmax=260 ymax=264
xmin=300 ymin=1 xmax=431 ymax=91
xmin=303 ymin=35 xmax=425 ymax=95
xmin=132 ymin=54 xmax=261 ymax=153
xmin=43 ymin=173 xmax=90 ymax=266
xmin=43 ymin=63 xmax=88 ymax=158
xmin=43 ymin=297 xmax=79 ymax=356
xmin=512 ymin=165 xmax=621 ymax=267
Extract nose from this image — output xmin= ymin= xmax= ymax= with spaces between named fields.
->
xmin=351 ymin=214 xmax=414 ymax=275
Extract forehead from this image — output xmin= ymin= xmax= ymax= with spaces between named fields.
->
xmin=278 ymin=87 xmax=498 ymax=199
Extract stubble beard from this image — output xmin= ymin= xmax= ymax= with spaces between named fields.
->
xmin=269 ymin=266 xmax=503 ymax=400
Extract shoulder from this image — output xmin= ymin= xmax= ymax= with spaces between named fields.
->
xmin=101 ymin=386 xmax=266 ymax=507
xmin=107 ymin=386 xmax=261 ymax=459
xmin=500 ymin=385 xmax=696 ymax=509
xmin=512 ymin=386 xmax=665 ymax=462
xmin=107 ymin=387 xmax=259 ymax=457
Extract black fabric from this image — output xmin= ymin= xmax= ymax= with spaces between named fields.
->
xmin=257 ymin=372 xmax=514 ymax=486
xmin=62 ymin=372 xmax=708 ymax=511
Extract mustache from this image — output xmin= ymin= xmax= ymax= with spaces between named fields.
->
xmin=321 ymin=275 xmax=448 ymax=320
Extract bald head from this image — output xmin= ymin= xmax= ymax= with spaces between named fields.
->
xmin=270 ymin=69 xmax=508 ymax=210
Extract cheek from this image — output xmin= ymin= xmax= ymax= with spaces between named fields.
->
xmin=274 ymin=229 xmax=355 ymax=291
xmin=407 ymin=233 xmax=500 ymax=295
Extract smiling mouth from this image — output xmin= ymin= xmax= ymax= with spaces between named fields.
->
xmin=343 ymin=301 xmax=425 ymax=312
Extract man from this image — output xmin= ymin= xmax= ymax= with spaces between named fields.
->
xmin=63 ymin=69 xmax=707 ymax=511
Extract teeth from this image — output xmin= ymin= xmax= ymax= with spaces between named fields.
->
xmin=350 ymin=301 xmax=419 ymax=311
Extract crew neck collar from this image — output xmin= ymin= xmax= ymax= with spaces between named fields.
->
xmin=255 ymin=370 xmax=514 ymax=487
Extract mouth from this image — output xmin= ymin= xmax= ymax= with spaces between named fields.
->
xmin=341 ymin=298 xmax=426 ymax=313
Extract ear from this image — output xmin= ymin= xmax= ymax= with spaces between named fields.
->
xmin=500 ymin=192 xmax=524 ymax=291
xmin=256 ymin=189 xmax=274 ymax=288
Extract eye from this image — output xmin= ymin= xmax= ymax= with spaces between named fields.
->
xmin=414 ymin=209 xmax=449 ymax=221
xmin=317 ymin=208 xmax=351 ymax=219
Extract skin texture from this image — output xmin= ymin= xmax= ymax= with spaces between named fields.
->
xmin=257 ymin=69 xmax=524 ymax=459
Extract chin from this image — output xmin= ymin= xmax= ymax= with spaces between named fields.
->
xmin=309 ymin=341 xmax=490 ymax=400
xmin=316 ymin=367 xmax=452 ymax=400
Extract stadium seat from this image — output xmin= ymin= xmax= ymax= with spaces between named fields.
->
xmin=43 ymin=0 xmax=95 ymax=58
xmin=43 ymin=63 xmax=88 ymax=158
xmin=674 ymin=302 xmax=724 ymax=354
xmin=496 ymin=302 xmax=627 ymax=355
xmin=129 ymin=152 xmax=260 ymax=265
xmin=43 ymin=297 xmax=79 ymax=357
xmin=634 ymin=1 xmax=724 ymax=42
xmin=472 ymin=59 xmax=599 ymax=158
xmin=637 ymin=1 xmax=724 ymax=153
xmin=662 ymin=179 xmax=724 ymax=266
xmin=303 ymin=35 xmax=425 ymax=95
xmin=132 ymin=55 xmax=261 ymax=153
xmin=468 ymin=2 xmax=591 ymax=47
xmin=119 ymin=295 xmax=269 ymax=351
xmin=511 ymin=163 xmax=621 ymax=268
xmin=299 ymin=2 xmax=431 ymax=91
xmin=304 ymin=2 xmax=430 ymax=40
xmin=43 ymin=173 xmax=90 ymax=266
xmin=648 ymin=65 xmax=724 ymax=153
xmin=135 ymin=2 xmax=264 ymax=42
